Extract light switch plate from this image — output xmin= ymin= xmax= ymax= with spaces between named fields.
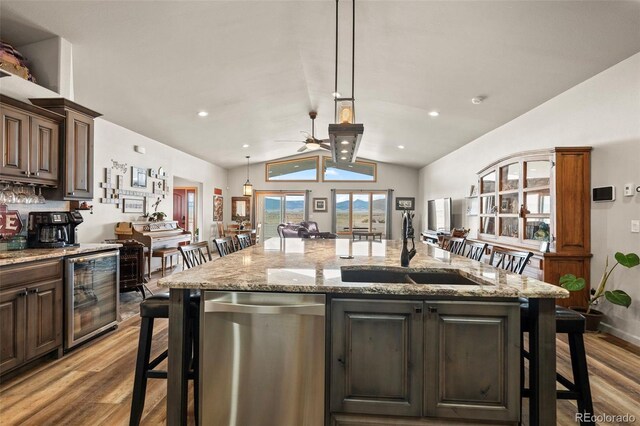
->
xmin=632 ymin=220 xmax=640 ymax=233
xmin=624 ymin=183 xmax=634 ymax=197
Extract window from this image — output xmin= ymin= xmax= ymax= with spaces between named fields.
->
xmin=322 ymin=158 xmax=376 ymax=182
xmin=335 ymin=191 xmax=387 ymax=235
xmin=266 ymin=157 xmax=319 ymax=181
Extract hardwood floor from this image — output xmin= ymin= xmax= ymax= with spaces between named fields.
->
xmin=1 ymin=302 xmax=638 ymax=425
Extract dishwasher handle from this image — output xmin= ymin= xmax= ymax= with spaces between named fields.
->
xmin=204 ymin=300 xmax=325 ymax=316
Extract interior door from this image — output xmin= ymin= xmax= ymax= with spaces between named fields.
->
xmin=173 ymin=189 xmax=186 ymax=229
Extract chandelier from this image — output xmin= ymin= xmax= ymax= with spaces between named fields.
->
xmin=328 ymin=0 xmax=364 ymax=164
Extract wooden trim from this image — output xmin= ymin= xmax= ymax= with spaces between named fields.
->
xmin=265 ymin=155 xmax=320 ymax=182
xmin=321 ymin=157 xmax=377 ymax=182
xmin=477 ymin=147 xmax=591 ymax=175
xmin=0 ymin=95 xmax=65 ymax=121
xmin=29 ymin=98 xmax=102 ymax=118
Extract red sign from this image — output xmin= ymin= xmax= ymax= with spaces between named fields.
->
xmin=214 ymin=187 xmax=223 ymax=196
xmin=0 ymin=205 xmax=23 ymax=237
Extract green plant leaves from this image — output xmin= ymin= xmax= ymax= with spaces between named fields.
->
xmin=559 ymin=274 xmax=586 ymax=291
xmin=615 ymin=252 xmax=640 ymax=268
xmin=605 ymin=290 xmax=632 ymax=308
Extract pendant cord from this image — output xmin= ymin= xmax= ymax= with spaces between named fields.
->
xmin=334 ymin=0 xmax=339 ymax=123
xmin=351 ymin=0 xmax=355 ymax=102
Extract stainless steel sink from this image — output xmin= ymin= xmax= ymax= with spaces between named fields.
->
xmin=340 ymin=266 xmax=480 ymax=285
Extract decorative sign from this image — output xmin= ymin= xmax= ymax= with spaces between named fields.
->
xmin=395 ymin=197 xmax=415 ymax=211
xmin=214 ymin=187 xmax=223 ymax=196
xmin=123 ymin=199 xmax=145 ymax=214
xmin=0 ymin=205 xmax=23 ymax=237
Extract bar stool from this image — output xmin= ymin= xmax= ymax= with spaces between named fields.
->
xmin=520 ymin=302 xmax=594 ymax=425
xmin=129 ymin=293 xmax=200 ymax=426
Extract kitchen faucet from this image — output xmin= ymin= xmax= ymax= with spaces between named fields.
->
xmin=401 ymin=210 xmax=417 ymax=267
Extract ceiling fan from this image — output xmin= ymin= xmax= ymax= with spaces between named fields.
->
xmin=277 ymin=111 xmax=330 ymax=153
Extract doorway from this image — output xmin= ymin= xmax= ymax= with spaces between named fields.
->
xmin=173 ymin=187 xmax=197 ymax=234
xmin=255 ymin=191 xmax=306 ymax=240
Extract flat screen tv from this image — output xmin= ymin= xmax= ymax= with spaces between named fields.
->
xmin=427 ymin=198 xmax=452 ymax=233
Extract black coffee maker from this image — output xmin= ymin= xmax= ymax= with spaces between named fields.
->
xmin=27 ymin=211 xmax=83 ymax=248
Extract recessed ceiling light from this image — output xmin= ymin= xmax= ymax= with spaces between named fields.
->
xmin=242 ymin=144 xmax=249 ymax=148
xmin=340 ymin=149 xmax=348 ymax=153
xmin=471 ymin=96 xmax=486 ymax=105
xmin=340 ymin=156 xmax=347 ymax=160
xmin=341 ymin=140 xmax=349 ymax=145
xmin=397 ymin=145 xmax=405 ymax=149
xmin=332 ymin=92 xmax=341 ymax=98
xmin=197 ymin=111 xmax=208 ymax=117
xmin=428 ymin=111 xmax=439 ymax=117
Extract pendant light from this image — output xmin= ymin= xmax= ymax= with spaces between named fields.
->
xmin=328 ymin=0 xmax=364 ymax=164
xmin=242 ymin=156 xmax=253 ymax=196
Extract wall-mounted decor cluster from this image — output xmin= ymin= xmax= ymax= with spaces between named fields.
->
xmin=99 ymin=164 xmax=170 ymax=212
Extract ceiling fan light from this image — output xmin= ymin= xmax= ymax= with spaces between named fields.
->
xmin=307 ymin=142 xmax=321 ymax=149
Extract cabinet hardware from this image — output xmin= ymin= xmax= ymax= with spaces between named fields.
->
xmin=34 ymin=172 xmax=40 ymax=177
xmin=414 ymin=307 xmax=422 ymax=314
xmin=22 ymin=171 xmax=29 ymax=175
xmin=18 ymin=289 xmax=28 ymax=297
xmin=337 ymin=357 xmax=345 ymax=366
xmin=28 ymin=288 xmax=39 ymax=294
xmin=427 ymin=306 xmax=438 ymax=313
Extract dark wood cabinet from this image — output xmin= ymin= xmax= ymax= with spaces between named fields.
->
xmin=331 ymin=299 xmax=424 ymax=417
xmin=424 ymin=301 xmax=520 ymax=422
xmin=29 ymin=115 xmax=60 ymax=185
xmin=0 ymin=259 xmax=63 ymax=376
xmin=30 ymin=98 xmax=101 ymax=201
xmin=330 ymin=299 xmax=520 ymax=424
xmin=475 ymin=147 xmax=592 ymax=307
xmin=1 ymin=97 xmax=62 ymax=185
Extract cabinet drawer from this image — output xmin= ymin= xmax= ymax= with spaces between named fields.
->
xmin=0 ymin=259 xmax=63 ymax=289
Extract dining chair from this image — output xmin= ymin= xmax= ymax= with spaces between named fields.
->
xmin=178 ymin=241 xmax=213 ymax=268
xmin=441 ymin=236 xmax=466 ymax=255
xmin=463 ymin=241 xmax=488 ymax=261
xmin=236 ymin=234 xmax=251 ymax=250
xmin=214 ymin=237 xmax=235 ymax=257
xmin=488 ymin=247 xmax=533 ymax=274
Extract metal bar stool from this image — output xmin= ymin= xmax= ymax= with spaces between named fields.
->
xmin=129 ymin=293 xmax=200 ymax=426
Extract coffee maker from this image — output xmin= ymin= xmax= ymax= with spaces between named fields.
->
xmin=27 ymin=211 xmax=84 ymax=248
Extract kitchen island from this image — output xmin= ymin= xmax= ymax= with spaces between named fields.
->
xmin=159 ymin=238 xmax=568 ymax=425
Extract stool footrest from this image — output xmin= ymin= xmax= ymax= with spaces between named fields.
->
xmin=147 ymin=370 xmax=168 ymax=379
xmin=147 ymin=349 xmax=168 ymax=371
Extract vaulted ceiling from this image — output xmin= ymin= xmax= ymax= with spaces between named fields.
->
xmin=2 ymin=1 xmax=639 ymax=169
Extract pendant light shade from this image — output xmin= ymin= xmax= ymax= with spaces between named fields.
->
xmin=242 ymin=156 xmax=253 ymax=196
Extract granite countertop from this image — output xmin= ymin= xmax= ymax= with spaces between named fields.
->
xmin=0 ymin=243 xmax=122 ymax=266
xmin=159 ymin=238 xmax=569 ymax=298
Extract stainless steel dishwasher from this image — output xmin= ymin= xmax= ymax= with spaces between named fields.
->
xmin=201 ymin=291 xmax=326 ymax=426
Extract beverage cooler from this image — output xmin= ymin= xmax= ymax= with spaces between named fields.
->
xmin=65 ymin=250 xmax=120 ymax=350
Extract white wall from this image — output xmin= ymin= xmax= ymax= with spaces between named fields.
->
xmin=227 ymin=153 xmax=420 ymax=240
xmin=418 ymin=53 xmax=640 ymax=344
xmin=78 ymin=119 xmax=227 ymax=244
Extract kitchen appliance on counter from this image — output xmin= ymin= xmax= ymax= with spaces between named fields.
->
xmin=65 ymin=250 xmax=119 ymax=350
xmin=27 ymin=211 xmax=84 ymax=248
xmin=201 ymin=291 xmax=325 ymax=425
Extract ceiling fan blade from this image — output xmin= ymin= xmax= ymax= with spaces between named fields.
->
xmin=297 ymin=145 xmax=308 ymax=153
xmin=274 ymin=140 xmax=305 ymax=143
xmin=319 ymin=145 xmax=331 ymax=151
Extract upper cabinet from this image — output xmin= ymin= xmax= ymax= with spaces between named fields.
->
xmin=476 ymin=147 xmax=592 ymax=307
xmin=30 ymin=98 xmax=101 ymax=200
xmin=1 ymin=96 xmax=63 ymax=186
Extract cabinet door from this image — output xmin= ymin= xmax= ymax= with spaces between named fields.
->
xmin=331 ymin=299 xmax=423 ymax=417
xmin=0 ymin=287 xmax=27 ymax=374
xmin=424 ymin=301 xmax=519 ymax=422
xmin=29 ymin=116 xmax=59 ymax=185
xmin=1 ymin=104 xmax=30 ymax=179
xmin=64 ymin=110 xmax=94 ymax=199
xmin=26 ymin=279 xmax=63 ymax=360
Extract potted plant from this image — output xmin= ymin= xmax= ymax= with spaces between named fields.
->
xmin=560 ymin=252 xmax=639 ymax=331
xmin=149 ymin=211 xmax=167 ymax=222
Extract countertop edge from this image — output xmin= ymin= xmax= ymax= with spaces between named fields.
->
xmin=0 ymin=244 xmax=122 ymax=266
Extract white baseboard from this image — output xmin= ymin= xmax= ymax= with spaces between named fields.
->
xmin=599 ymin=322 xmax=640 ymax=347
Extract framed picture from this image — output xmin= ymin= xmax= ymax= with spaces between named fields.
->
xmin=213 ymin=195 xmax=223 ymax=221
xmin=395 ymin=197 xmax=415 ymax=210
xmin=131 ymin=167 xmax=147 ymax=188
xmin=123 ymin=198 xmax=144 ymax=213
xmin=313 ymin=198 xmax=328 ymax=212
